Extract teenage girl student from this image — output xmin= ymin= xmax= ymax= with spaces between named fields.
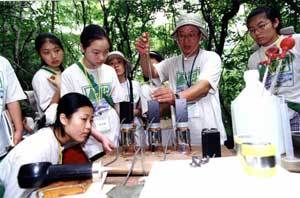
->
xmin=106 ymin=51 xmax=146 ymax=146
xmin=32 ymin=33 xmax=109 ymax=163
xmin=61 ymin=24 xmax=126 ymax=160
xmin=32 ymin=33 xmax=64 ymax=125
xmin=0 ymin=93 xmax=94 ymax=198
xmin=247 ymin=7 xmax=300 ymax=132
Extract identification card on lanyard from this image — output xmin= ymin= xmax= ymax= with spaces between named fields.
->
xmin=93 ymin=115 xmax=111 ymax=133
xmin=182 ymin=50 xmax=200 ymax=88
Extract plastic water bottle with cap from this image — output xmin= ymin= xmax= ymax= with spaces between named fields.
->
xmin=231 ymin=70 xmax=285 ymax=162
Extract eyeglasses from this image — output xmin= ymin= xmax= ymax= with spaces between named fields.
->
xmin=176 ymin=32 xmax=200 ymax=41
xmin=248 ymin=22 xmax=271 ymax=34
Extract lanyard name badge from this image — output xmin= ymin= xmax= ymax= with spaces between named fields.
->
xmin=77 ymin=61 xmax=114 ymax=108
xmin=182 ymin=50 xmax=200 ymax=117
xmin=181 ymin=49 xmax=200 ymax=88
xmin=76 ymin=62 xmax=101 ymax=102
xmin=93 ymin=115 xmax=111 ymax=133
xmin=77 ymin=61 xmax=111 ymax=133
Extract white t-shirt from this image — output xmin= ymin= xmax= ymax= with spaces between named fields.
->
xmin=140 ymin=83 xmax=157 ymax=115
xmin=32 ymin=67 xmax=60 ymax=113
xmin=120 ymin=80 xmax=141 ymax=106
xmin=248 ymin=34 xmax=300 ymax=104
xmin=120 ymin=80 xmax=146 ymax=146
xmin=0 ymin=127 xmax=61 ymax=198
xmin=140 ymin=63 xmax=165 ymax=115
xmin=155 ymin=49 xmax=226 ymax=144
xmin=0 ymin=56 xmax=26 ymax=112
xmin=61 ymin=62 xmax=126 ymax=157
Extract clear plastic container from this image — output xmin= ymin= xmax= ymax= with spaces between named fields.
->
xmin=231 ymin=70 xmax=285 ymax=162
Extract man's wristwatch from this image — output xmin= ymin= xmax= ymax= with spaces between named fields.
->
xmin=175 ymin=93 xmax=180 ymax=99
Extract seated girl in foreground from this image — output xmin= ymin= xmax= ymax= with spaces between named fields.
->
xmin=0 ymin=92 xmax=94 ymax=198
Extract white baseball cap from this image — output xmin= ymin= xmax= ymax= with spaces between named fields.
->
xmin=107 ymin=51 xmax=126 ymax=60
xmin=106 ymin=51 xmax=132 ymax=75
xmin=107 ymin=51 xmax=130 ymax=66
xmin=171 ymin=13 xmax=208 ymax=40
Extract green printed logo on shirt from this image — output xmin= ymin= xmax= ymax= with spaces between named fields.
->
xmin=82 ymin=83 xmax=111 ymax=102
xmin=176 ymin=68 xmax=200 ymax=92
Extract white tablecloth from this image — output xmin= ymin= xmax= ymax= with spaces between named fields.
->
xmin=140 ymin=156 xmax=300 ymax=198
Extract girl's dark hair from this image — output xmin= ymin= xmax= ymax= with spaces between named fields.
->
xmin=35 ymin=32 xmax=65 ymax=71
xmin=54 ymin=92 xmax=94 ymax=136
xmin=80 ymin=24 xmax=111 ymax=49
xmin=149 ymin=51 xmax=164 ymax=63
xmin=246 ymin=6 xmax=282 ymax=34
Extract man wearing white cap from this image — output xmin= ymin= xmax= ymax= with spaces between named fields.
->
xmin=135 ymin=13 xmax=226 ymax=145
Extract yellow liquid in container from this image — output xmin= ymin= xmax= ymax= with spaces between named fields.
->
xmin=241 ymin=143 xmax=276 ymax=177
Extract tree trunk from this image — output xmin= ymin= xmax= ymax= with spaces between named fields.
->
xmin=51 ymin=1 xmax=55 ymax=32
xmin=200 ymin=0 xmax=216 ymax=51
xmin=81 ymin=1 xmax=86 ymax=27
xmin=216 ymin=0 xmax=241 ymax=56
xmin=99 ymin=0 xmax=111 ymax=36
xmin=12 ymin=2 xmax=24 ymax=69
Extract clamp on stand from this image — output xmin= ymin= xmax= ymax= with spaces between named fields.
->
xmin=175 ymin=98 xmax=191 ymax=153
xmin=148 ymin=126 xmax=162 ymax=152
xmin=147 ymin=100 xmax=162 ymax=152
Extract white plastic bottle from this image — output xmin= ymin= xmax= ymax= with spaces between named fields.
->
xmin=231 ymin=70 xmax=285 ymax=161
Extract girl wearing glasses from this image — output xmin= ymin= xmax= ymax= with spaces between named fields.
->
xmin=247 ymin=7 xmax=300 ymax=132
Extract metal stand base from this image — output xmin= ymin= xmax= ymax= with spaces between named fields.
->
xmin=281 ymin=156 xmax=300 ymax=172
xmin=148 ymin=128 xmax=162 ymax=152
xmin=175 ymin=127 xmax=191 ymax=152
